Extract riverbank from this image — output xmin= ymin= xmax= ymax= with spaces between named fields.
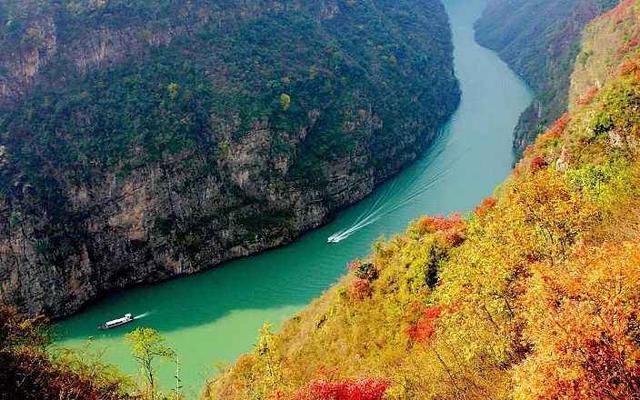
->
xmin=55 ymin=0 xmax=532 ymax=395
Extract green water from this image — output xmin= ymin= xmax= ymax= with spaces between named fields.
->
xmin=55 ymin=0 xmax=533 ymax=396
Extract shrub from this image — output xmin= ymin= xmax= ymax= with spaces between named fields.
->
xmin=295 ymin=378 xmax=390 ymax=400
xmin=350 ymin=279 xmax=372 ymax=301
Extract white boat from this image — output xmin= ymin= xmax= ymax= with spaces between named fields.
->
xmin=99 ymin=313 xmax=134 ymax=330
xmin=327 ymin=234 xmax=340 ymax=243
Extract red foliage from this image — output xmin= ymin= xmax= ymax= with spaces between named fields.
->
xmin=598 ymin=0 xmax=635 ymax=24
xmin=416 ymin=214 xmax=466 ymax=246
xmin=444 ymin=230 xmax=465 ymax=247
xmin=619 ymin=59 xmax=640 ymax=77
xmin=529 ymin=156 xmax=548 ymax=173
xmin=350 ymin=278 xmax=372 ymax=300
xmin=576 ymin=87 xmax=599 ymax=106
xmin=550 ymin=112 xmax=571 ymax=137
xmin=474 ymin=197 xmax=497 ymax=218
xmin=347 ymin=259 xmax=362 ymax=272
xmin=616 ymin=34 xmax=640 ymax=57
xmin=406 ymin=305 xmax=442 ymax=345
xmin=538 ymin=113 xmax=571 ymax=149
xmin=295 ymin=378 xmax=390 ymax=400
xmin=525 ymin=253 xmax=541 ymax=263
xmin=544 ymin=338 xmax=640 ymax=400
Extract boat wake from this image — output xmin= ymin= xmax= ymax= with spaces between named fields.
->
xmin=327 ymin=141 xmax=466 ymax=244
xmin=133 ymin=311 xmax=152 ymax=320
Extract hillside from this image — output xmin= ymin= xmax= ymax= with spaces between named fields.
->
xmin=206 ymin=1 xmax=640 ymax=398
xmin=570 ymin=0 xmax=640 ymax=106
xmin=0 ymin=0 xmax=459 ymax=318
xmin=0 ymin=305 xmax=133 ymax=400
xmin=475 ymin=0 xmax=618 ymax=155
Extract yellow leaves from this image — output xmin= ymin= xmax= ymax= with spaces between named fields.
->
xmin=209 ymin=64 xmax=640 ymax=398
xmin=513 ymin=241 xmax=640 ymax=399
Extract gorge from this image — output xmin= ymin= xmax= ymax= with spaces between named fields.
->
xmin=54 ymin=0 xmax=532 ymax=394
xmin=5 ymin=0 xmax=638 ymax=398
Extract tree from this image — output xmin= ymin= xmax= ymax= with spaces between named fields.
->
xmin=126 ymin=328 xmax=175 ymax=400
xmin=254 ymin=322 xmax=282 ymax=391
xmin=167 ymin=82 xmax=179 ymax=99
xmin=280 ymin=93 xmax=292 ymax=111
xmin=513 ymin=242 xmax=640 ymax=399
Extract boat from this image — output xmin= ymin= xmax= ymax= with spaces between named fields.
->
xmin=327 ymin=234 xmax=341 ymax=244
xmin=99 ymin=313 xmax=134 ymax=330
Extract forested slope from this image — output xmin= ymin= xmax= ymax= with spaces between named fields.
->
xmin=0 ymin=0 xmax=459 ymax=318
xmin=207 ymin=1 xmax=640 ymax=398
xmin=475 ymin=0 xmax=617 ymax=155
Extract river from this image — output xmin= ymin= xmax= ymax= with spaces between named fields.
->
xmin=55 ymin=0 xmax=533 ymax=396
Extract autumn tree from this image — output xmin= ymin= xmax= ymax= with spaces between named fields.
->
xmin=255 ymin=322 xmax=284 ymax=396
xmin=513 ymin=242 xmax=640 ymax=399
xmin=126 ymin=328 xmax=175 ymax=400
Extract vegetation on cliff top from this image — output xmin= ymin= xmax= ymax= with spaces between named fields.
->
xmin=571 ymin=0 xmax=640 ymax=106
xmin=205 ymin=2 xmax=640 ymax=398
xmin=475 ymin=0 xmax=618 ymax=155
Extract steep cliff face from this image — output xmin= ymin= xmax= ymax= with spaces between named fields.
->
xmin=0 ymin=0 xmax=459 ymax=317
xmin=475 ymin=0 xmax=618 ymax=155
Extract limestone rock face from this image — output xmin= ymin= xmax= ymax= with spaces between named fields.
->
xmin=0 ymin=0 xmax=459 ymax=318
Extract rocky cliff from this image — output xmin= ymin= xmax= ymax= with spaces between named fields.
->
xmin=475 ymin=0 xmax=618 ymax=155
xmin=0 ymin=0 xmax=459 ymax=317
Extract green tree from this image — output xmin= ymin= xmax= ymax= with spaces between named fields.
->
xmin=126 ymin=328 xmax=175 ymax=400
xmin=167 ymin=82 xmax=180 ymax=99
xmin=279 ymin=93 xmax=291 ymax=111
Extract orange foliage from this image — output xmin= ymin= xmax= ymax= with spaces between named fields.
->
xmin=350 ymin=278 xmax=372 ymax=300
xmin=514 ymin=242 xmax=640 ymax=399
xmin=416 ymin=214 xmax=466 ymax=246
xmin=619 ymin=59 xmax=640 ymax=77
xmin=474 ymin=196 xmax=497 ymax=218
xmin=548 ymin=112 xmax=571 ymax=137
xmin=522 ymin=144 xmax=536 ymax=158
xmin=577 ymin=87 xmax=600 ymax=106
xmin=406 ymin=305 xmax=442 ymax=345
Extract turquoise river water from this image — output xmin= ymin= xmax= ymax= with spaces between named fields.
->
xmin=55 ymin=0 xmax=533 ymax=396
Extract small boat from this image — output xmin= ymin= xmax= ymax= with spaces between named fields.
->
xmin=99 ymin=313 xmax=134 ymax=330
xmin=327 ymin=235 xmax=340 ymax=244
